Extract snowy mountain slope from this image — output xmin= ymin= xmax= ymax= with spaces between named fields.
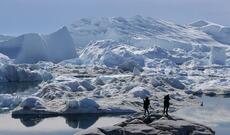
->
xmin=68 ymin=16 xmax=224 ymax=51
xmin=0 ymin=27 xmax=76 ymax=63
xmin=190 ymin=20 xmax=230 ymax=45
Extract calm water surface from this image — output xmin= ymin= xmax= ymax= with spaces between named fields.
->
xmin=0 ymin=113 xmax=126 ymax=135
xmin=174 ymin=95 xmax=230 ymax=135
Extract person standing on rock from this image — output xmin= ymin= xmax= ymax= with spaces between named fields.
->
xmin=143 ymin=97 xmax=150 ymax=116
xmin=163 ymin=94 xmax=170 ymax=116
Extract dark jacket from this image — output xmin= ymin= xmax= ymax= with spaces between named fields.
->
xmin=164 ymin=95 xmax=170 ymax=107
xmin=144 ymin=98 xmax=150 ymax=109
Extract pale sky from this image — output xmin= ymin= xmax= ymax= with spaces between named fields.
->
xmin=0 ymin=0 xmax=229 ymax=36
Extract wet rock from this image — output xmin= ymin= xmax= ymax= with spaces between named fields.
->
xmin=76 ymin=128 xmax=105 ymax=135
xmin=150 ymin=116 xmax=214 ymax=135
xmin=124 ymin=124 xmax=159 ymax=135
xmin=99 ymin=126 xmax=124 ymax=135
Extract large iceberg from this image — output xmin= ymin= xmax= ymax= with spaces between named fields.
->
xmin=0 ymin=27 xmax=76 ymax=63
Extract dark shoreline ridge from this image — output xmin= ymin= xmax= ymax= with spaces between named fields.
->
xmin=75 ymin=114 xmax=215 ymax=135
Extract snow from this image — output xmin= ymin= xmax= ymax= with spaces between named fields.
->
xmin=35 ymin=83 xmax=72 ymax=100
xmin=69 ymin=16 xmax=224 ymax=52
xmin=78 ymin=40 xmax=145 ymax=70
xmin=0 ymin=53 xmax=11 ymax=64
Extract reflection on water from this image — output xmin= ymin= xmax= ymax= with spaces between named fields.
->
xmin=65 ymin=115 xmax=99 ymax=129
xmin=13 ymin=115 xmax=100 ymax=129
xmin=20 ymin=117 xmax=43 ymax=127
xmin=0 ymin=82 xmax=40 ymax=94
xmin=0 ymin=113 xmax=126 ymax=135
xmin=174 ymin=95 xmax=230 ymax=135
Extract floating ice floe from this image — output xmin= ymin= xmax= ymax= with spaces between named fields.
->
xmin=64 ymin=98 xmax=100 ymax=113
xmin=0 ymin=94 xmax=21 ymax=109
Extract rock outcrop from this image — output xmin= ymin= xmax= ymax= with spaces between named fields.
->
xmin=75 ymin=114 xmax=215 ymax=135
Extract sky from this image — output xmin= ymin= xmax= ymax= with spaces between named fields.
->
xmin=0 ymin=0 xmax=229 ymax=36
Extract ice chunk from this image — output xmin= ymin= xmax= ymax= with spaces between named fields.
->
xmin=133 ymin=67 xmax=141 ymax=76
xmin=118 ymin=60 xmax=143 ymax=72
xmin=59 ymin=58 xmax=82 ymax=65
xmin=129 ymin=87 xmax=151 ymax=98
xmin=0 ymin=94 xmax=21 ymax=108
xmin=35 ymin=83 xmax=71 ymax=100
xmin=0 ymin=64 xmax=52 ymax=82
xmin=79 ymin=98 xmax=100 ymax=108
xmin=20 ymin=97 xmax=46 ymax=110
xmin=65 ymin=98 xmax=99 ymax=113
xmin=0 ymin=53 xmax=11 ymax=64
xmin=210 ymin=46 xmax=226 ymax=65
xmin=164 ymin=78 xmax=185 ymax=89
xmin=94 ymin=77 xmax=105 ymax=85
xmin=61 ymin=80 xmax=80 ymax=92
xmin=80 ymin=80 xmax=96 ymax=91
xmin=67 ymin=100 xmax=80 ymax=109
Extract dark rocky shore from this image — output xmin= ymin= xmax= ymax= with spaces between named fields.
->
xmin=75 ymin=114 xmax=215 ymax=135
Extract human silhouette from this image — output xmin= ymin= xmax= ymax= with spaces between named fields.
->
xmin=163 ymin=94 xmax=170 ymax=116
xmin=143 ymin=97 xmax=150 ymax=116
